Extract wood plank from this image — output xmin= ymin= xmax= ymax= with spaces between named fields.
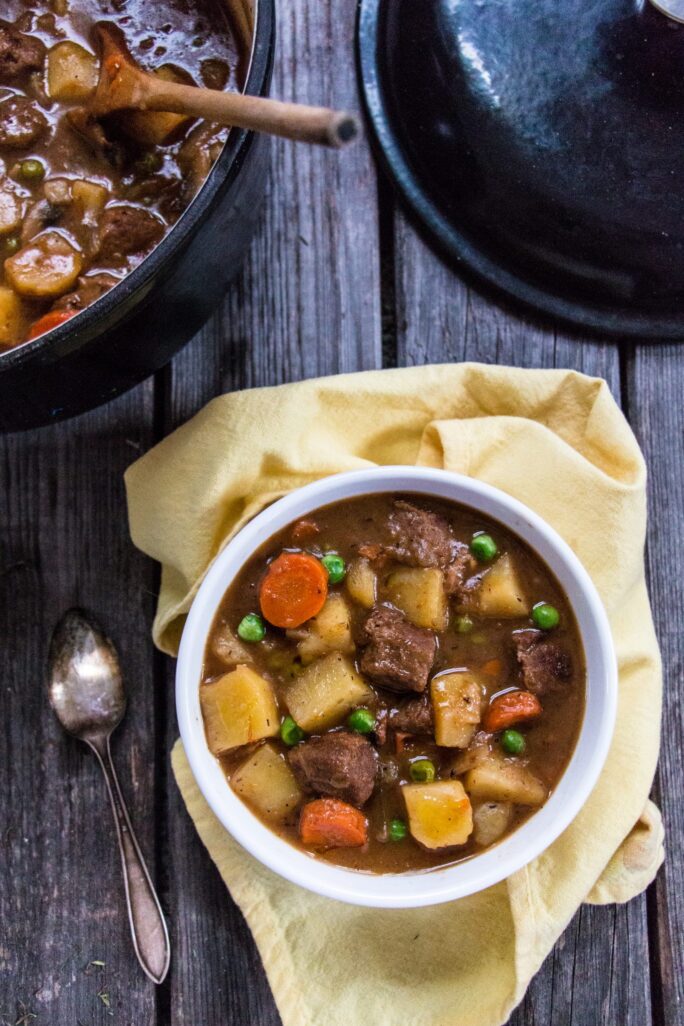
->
xmin=0 ymin=385 xmax=159 ymax=1026
xmin=161 ymin=1 xmax=382 ymax=1022
xmin=627 ymin=342 xmax=684 ymax=1026
xmin=393 ymin=207 xmax=652 ymax=1026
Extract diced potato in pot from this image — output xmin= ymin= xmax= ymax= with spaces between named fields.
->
xmin=5 ymin=231 xmax=83 ymax=298
xmin=285 ymin=653 xmax=373 ymax=732
xmin=0 ymin=287 xmax=27 ymax=347
xmin=346 ymin=557 xmax=377 ymax=609
xmin=47 ymin=41 xmax=99 ymax=102
xmin=231 ymin=742 xmax=302 ymax=822
xmin=402 ymin=780 xmax=473 ymax=849
xmin=200 ymin=664 xmax=279 ymax=755
xmin=472 ymin=801 xmax=513 ymax=846
xmin=297 ymin=593 xmax=354 ymax=664
xmin=431 ymin=671 xmax=484 ymax=747
xmin=72 ymin=180 xmax=108 ymax=224
xmin=472 ymin=554 xmax=529 ymax=618
xmin=0 ymin=191 xmax=21 ymax=236
xmin=386 ymin=567 xmax=447 ymax=630
xmin=210 ymin=622 xmax=252 ymax=667
xmin=464 ymin=755 xmax=547 ymax=806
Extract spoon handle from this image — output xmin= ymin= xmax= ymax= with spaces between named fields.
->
xmin=90 ymin=736 xmax=170 ymax=984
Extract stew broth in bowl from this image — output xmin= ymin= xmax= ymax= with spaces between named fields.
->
xmin=0 ymin=0 xmax=245 ymax=349
xmin=200 ymin=493 xmax=586 ymax=874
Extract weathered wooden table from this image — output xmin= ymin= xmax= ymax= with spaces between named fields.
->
xmin=1 ymin=3 xmax=681 ymax=1024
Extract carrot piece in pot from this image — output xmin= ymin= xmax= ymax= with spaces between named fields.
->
xmin=299 ymin=798 xmax=368 ymax=849
xmin=483 ymin=690 xmax=542 ymax=733
xmin=259 ymin=551 xmax=328 ymax=628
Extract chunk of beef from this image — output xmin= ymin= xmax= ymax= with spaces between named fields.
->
xmin=52 ymin=273 xmax=119 ymax=312
xmin=0 ymin=23 xmax=46 ymax=83
xmin=389 ymin=693 xmax=434 ymax=735
xmin=98 ymin=205 xmax=165 ymax=264
xmin=0 ymin=95 xmax=48 ymax=149
xmin=359 ymin=605 xmax=436 ymax=694
xmin=386 ymin=500 xmax=456 ymax=567
xmin=513 ymin=630 xmax=572 ymax=695
xmin=443 ymin=541 xmax=477 ymax=598
xmin=288 ymin=732 xmax=377 ymax=807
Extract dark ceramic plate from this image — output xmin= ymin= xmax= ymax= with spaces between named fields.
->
xmin=357 ymin=0 xmax=684 ymax=339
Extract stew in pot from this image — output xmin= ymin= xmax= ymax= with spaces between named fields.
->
xmin=0 ymin=0 xmax=245 ymax=349
xmin=201 ymin=494 xmax=586 ymax=873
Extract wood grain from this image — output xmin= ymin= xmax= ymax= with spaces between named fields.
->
xmin=627 ymin=342 xmax=683 ymax=1026
xmin=0 ymin=385 xmax=160 ymax=1026
xmin=392 ymin=208 xmax=653 ymax=1026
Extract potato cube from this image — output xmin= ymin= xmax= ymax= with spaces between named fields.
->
xmin=431 ymin=671 xmax=484 ymax=747
xmin=47 ymin=41 xmax=99 ymax=102
xmin=71 ymin=180 xmax=108 ymax=225
xmin=200 ymin=664 xmax=279 ymax=755
xmin=209 ymin=622 xmax=251 ymax=667
xmin=403 ymin=780 xmax=473 ymax=849
xmin=285 ymin=653 xmax=373 ymax=732
xmin=297 ymin=593 xmax=354 ymax=664
xmin=386 ymin=567 xmax=447 ymax=630
xmin=231 ymin=742 xmax=302 ymax=822
xmin=0 ymin=287 xmax=27 ymax=347
xmin=472 ymin=801 xmax=513 ymax=846
xmin=0 ymin=191 xmax=21 ymax=236
xmin=474 ymin=554 xmax=529 ymax=618
xmin=5 ymin=231 xmax=82 ymax=298
xmin=464 ymin=756 xmax=547 ymax=806
xmin=346 ymin=558 xmax=377 ymax=609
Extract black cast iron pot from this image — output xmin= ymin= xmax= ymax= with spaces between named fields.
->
xmin=0 ymin=0 xmax=274 ymax=432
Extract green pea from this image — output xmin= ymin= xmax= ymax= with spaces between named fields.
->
xmin=470 ymin=533 xmax=498 ymax=562
xmin=347 ymin=708 xmax=376 ymax=734
xmin=237 ymin=612 xmax=266 ymax=642
xmin=532 ymin=602 xmax=560 ymax=630
xmin=409 ymin=758 xmax=436 ymax=783
xmin=501 ymin=729 xmax=526 ymax=755
xmin=19 ymin=158 xmax=45 ymax=182
xmin=321 ymin=552 xmax=346 ymax=583
xmin=280 ymin=715 xmax=305 ymax=747
xmin=135 ymin=150 xmax=163 ymax=174
xmin=388 ymin=818 xmax=407 ymax=842
xmin=455 ymin=615 xmax=474 ymax=634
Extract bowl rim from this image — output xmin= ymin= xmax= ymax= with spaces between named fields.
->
xmin=0 ymin=0 xmax=275 ymax=371
xmin=176 ymin=466 xmax=618 ymax=908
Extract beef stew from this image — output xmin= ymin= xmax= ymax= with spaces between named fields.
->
xmin=200 ymin=494 xmax=586 ymax=874
xmin=0 ymin=0 xmax=245 ymax=350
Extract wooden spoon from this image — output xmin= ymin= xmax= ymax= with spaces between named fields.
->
xmin=89 ymin=22 xmax=360 ymax=149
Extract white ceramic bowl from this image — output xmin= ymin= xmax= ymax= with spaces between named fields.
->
xmin=176 ymin=467 xmax=617 ymax=908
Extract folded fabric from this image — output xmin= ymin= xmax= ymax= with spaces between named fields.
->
xmin=126 ymin=363 xmax=664 ymax=1026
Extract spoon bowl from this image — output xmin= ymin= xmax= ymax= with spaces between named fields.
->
xmin=48 ymin=608 xmax=126 ymax=741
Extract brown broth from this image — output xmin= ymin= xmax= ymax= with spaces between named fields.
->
xmin=202 ymin=493 xmax=586 ymax=874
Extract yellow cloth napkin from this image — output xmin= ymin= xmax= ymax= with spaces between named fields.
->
xmin=125 ymin=364 xmax=664 ymax=1026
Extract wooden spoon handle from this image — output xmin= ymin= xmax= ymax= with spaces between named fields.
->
xmin=137 ymin=76 xmax=360 ymax=148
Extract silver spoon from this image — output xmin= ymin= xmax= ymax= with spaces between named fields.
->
xmin=48 ymin=608 xmax=170 ymax=985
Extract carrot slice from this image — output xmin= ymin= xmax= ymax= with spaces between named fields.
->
xmin=299 ymin=798 xmax=368 ymax=850
xmin=481 ymin=658 xmax=503 ymax=677
xmin=483 ymin=690 xmax=542 ymax=733
xmin=259 ymin=551 xmax=328 ymax=628
xmin=27 ymin=308 xmax=77 ymax=341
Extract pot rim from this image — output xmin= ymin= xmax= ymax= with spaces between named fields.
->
xmin=0 ymin=0 xmax=274 ymax=371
